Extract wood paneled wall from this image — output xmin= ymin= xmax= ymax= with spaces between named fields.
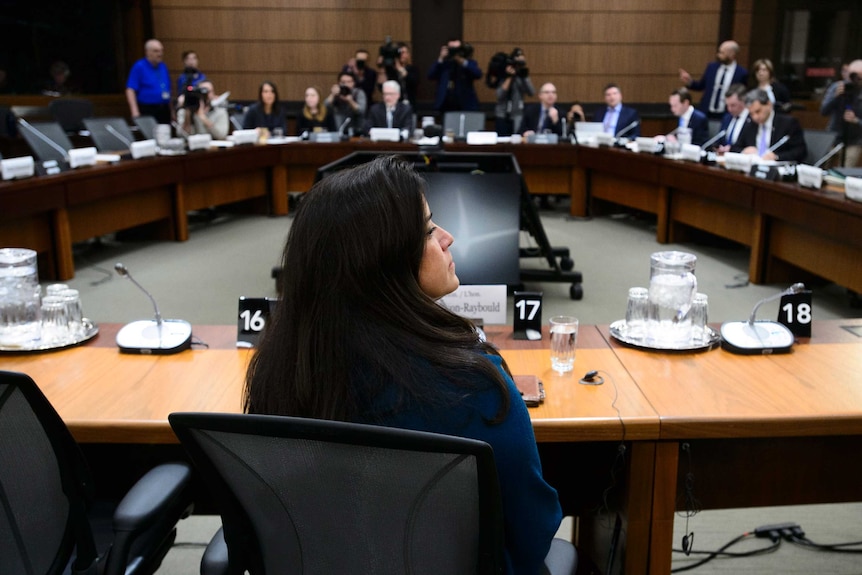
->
xmin=151 ymin=0 xmax=411 ymax=101
xmin=151 ymin=0 xmax=755 ymax=105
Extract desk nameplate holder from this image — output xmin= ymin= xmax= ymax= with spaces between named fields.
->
xmin=237 ymin=296 xmax=277 ymax=348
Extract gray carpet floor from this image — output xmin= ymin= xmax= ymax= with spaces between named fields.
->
xmin=57 ymin=200 xmax=861 ymax=574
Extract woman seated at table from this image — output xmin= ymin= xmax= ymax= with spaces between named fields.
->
xmin=751 ymin=58 xmax=792 ymax=113
xmin=244 ymin=156 xmax=563 ymax=574
xmin=295 ymin=86 xmax=336 ymax=136
xmin=242 ymin=80 xmax=287 ymax=134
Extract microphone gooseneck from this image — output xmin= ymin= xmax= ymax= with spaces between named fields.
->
xmin=114 ymin=263 xmax=163 ymax=325
xmin=748 ymin=282 xmax=805 ymax=325
xmin=105 ymin=124 xmax=133 ymax=149
xmin=616 ymin=120 xmax=639 ymax=138
xmin=17 ymin=118 xmax=71 ymax=162
xmin=701 ymin=129 xmax=727 ymax=150
xmin=765 ymin=134 xmax=790 ymax=155
xmin=814 ymin=142 xmax=844 ymax=168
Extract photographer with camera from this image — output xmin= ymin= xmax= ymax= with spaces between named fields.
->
xmin=325 ymin=71 xmax=367 ymax=136
xmin=820 ymin=59 xmax=862 ymax=167
xmin=428 ymin=38 xmax=482 ymax=113
xmin=176 ymin=80 xmax=229 ymax=140
xmin=341 ymin=49 xmax=377 ymax=105
xmin=377 ymin=40 xmax=419 ymax=107
xmin=175 ymin=50 xmax=207 ymax=96
xmin=488 ymin=48 xmax=534 ymax=136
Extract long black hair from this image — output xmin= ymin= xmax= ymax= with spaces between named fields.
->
xmin=244 ymin=156 xmax=511 ymax=423
xmin=257 ymin=80 xmax=281 ymax=115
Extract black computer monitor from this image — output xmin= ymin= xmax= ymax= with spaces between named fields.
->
xmin=83 ymin=117 xmax=136 ymax=152
xmin=315 ymin=151 xmax=522 ymax=286
xmin=18 ymin=121 xmax=73 ymax=163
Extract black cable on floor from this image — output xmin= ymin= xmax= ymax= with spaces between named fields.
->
xmin=671 ymin=532 xmax=780 ymax=572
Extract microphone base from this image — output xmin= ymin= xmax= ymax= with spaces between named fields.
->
xmin=720 ymin=320 xmax=795 ymax=355
xmin=116 ymin=319 xmax=193 ymax=355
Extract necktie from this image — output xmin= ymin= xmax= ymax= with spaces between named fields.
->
xmin=679 ymin=116 xmax=685 ymax=128
xmin=538 ymin=107 xmax=548 ymax=132
xmin=604 ymin=108 xmax=614 ymax=134
xmin=711 ymin=66 xmax=727 ymax=112
xmin=727 ymin=118 xmax=737 ymax=145
xmin=386 ymin=108 xmax=393 ymax=129
xmin=758 ymin=126 xmax=768 ymax=156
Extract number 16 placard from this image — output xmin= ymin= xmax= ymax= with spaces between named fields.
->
xmin=237 ymin=297 xmax=278 ymax=348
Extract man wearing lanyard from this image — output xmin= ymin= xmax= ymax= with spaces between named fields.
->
xmin=679 ymin=40 xmax=748 ymax=120
xmin=732 ymin=88 xmax=807 ymax=163
xmin=126 ymin=39 xmax=172 ymax=124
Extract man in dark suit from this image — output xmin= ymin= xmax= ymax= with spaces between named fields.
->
xmin=521 ymin=83 xmax=564 ymax=136
xmin=593 ymin=83 xmax=641 ymax=138
xmin=364 ymin=80 xmax=413 ymax=135
xmin=669 ymin=88 xmax=710 ymax=145
xmin=679 ymin=40 xmax=748 ymax=120
xmin=716 ymin=83 xmax=750 ymax=152
xmin=427 ymin=39 xmax=482 ymax=113
xmin=732 ymin=88 xmax=807 ymax=163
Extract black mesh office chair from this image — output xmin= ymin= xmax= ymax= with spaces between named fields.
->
xmin=802 ymin=129 xmax=838 ymax=166
xmin=169 ymin=412 xmax=577 ymax=575
xmin=0 ymin=371 xmax=194 ymax=575
xmin=443 ymin=111 xmax=486 ymax=139
xmin=48 ymin=98 xmax=94 ymax=134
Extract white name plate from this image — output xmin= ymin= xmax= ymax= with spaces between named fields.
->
xmin=439 ymin=285 xmax=507 ymax=325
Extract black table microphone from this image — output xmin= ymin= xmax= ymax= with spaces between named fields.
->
xmin=114 ymin=263 xmax=192 ymax=354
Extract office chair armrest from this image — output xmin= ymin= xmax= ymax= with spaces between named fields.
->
xmin=113 ymin=462 xmax=194 ymax=533
xmin=200 ymin=526 xmax=230 ymax=575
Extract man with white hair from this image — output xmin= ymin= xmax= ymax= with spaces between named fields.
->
xmin=364 ymin=80 xmax=414 ymax=135
xmin=126 ymin=39 xmax=172 ymax=123
xmin=680 ymin=40 xmax=749 ymax=119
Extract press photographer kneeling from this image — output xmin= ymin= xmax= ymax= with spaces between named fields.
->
xmin=176 ymin=80 xmax=230 ymax=141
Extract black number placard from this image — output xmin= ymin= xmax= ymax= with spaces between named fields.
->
xmin=513 ymin=291 xmax=543 ymax=340
xmin=778 ymin=290 xmax=812 ymax=338
xmin=237 ymin=297 xmax=277 ymax=347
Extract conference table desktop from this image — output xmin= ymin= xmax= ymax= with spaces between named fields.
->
xmin=3 ymin=140 xmax=861 ymax=298
xmin=6 ymin=319 xmax=862 ymax=574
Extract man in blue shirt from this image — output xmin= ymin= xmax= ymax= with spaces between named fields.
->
xmin=126 ymin=39 xmax=172 ymax=124
xmin=593 ymin=83 xmax=641 ymax=138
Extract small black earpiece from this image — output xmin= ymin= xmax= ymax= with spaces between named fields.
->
xmin=583 ymin=370 xmax=598 ymax=381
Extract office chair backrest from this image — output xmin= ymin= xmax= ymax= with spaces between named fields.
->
xmin=802 ymin=129 xmax=838 ymax=166
xmin=134 ymin=115 xmax=158 ymax=140
xmin=48 ymin=98 xmax=94 ymax=133
xmin=443 ymin=111 xmax=486 ymax=138
xmin=0 ymin=371 xmax=97 ymax=575
xmin=170 ymin=412 xmax=505 ymax=575
xmin=707 ymin=119 xmax=722 ymax=139
xmin=83 ymin=117 xmax=136 ymax=152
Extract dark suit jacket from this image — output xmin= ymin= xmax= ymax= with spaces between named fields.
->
xmin=592 ymin=105 xmax=641 ymax=138
xmin=427 ymin=59 xmax=483 ymax=111
xmin=689 ymin=61 xmax=748 ymax=116
xmin=364 ymin=102 xmax=414 ymax=135
xmin=718 ymin=110 xmax=750 ymax=146
xmin=731 ymin=112 xmax=807 ymax=163
xmin=521 ymin=104 xmax=564 ymax=135
xmin=683 ymin=108 xmax=710 ymax=146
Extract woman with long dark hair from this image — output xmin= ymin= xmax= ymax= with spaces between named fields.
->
xmin=242 ymin=80 xmax=287 ymax=134
xmin=245 ymin=156 xmax=562 ymax=574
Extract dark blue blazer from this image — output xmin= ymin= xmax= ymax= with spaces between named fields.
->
xmin=718 ymin=111 xmax=750 ymax=146
xmin=731 ymin=113 xmax=807 ymax=163
xmin=683 ymin=109 xmax=710 ymax=146
xmin=427 ymin=58 xmax=483 ymax=111
xmin=688 ymin=62 xmax=748 ymax=116
xmin=593 ymin=105 xmax=641 ymax=138
xmin=520 ymin=104 xmax=564 ymax=135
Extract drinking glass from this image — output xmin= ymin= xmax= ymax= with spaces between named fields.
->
xmin=40 ymin=295 xmax=69 ymax=345
xmin=691 ymin=293 xmax=709 ymax=343
xmin=625 ymin=287 xmax=649 ymax=339
xmin=549 ymin=316 xmax=578 ymax=374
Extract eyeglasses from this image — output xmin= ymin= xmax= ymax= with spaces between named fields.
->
xmin=540 ymin=90 xmax=557 ymax=94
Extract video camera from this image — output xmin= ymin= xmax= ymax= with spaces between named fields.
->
xmin=485 ymin=48 xmax=529 ymax=88
xmin=183 ymin=83 xmax=209 ymax=108
xmin=379 ymin=36 xmax=400 ymax=69
xmin=445 ymin=42 xmax=474 ymax=61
